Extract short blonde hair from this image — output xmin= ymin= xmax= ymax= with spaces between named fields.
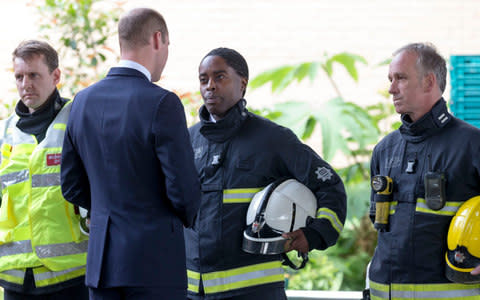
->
xmin=118 ymin=8 xmax=168 ymax=51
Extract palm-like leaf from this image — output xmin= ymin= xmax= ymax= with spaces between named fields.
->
xmin=270 ymin=98 xmax=379 ymax=161
xmin=249 ymin=53 xmax=367 ymax=93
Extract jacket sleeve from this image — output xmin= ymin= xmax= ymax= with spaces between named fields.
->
xmin=60 ymin=113 xmax=91 ymax=210
xmin=153 ymin=92 xmax=201 ymax=228
xmin=277 ymin=128 xmax=347 ymax=251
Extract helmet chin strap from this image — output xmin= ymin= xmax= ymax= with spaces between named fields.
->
xmin=281 ymin=252 xmax=309 ymax=270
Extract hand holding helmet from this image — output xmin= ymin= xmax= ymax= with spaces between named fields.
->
xmin=472 ymin=265 xmax=480 ymax=276
xmin=242 ymin=179 xmax=317 ymax=269
xmin=282 ymin=229 xmax=309 ymax=254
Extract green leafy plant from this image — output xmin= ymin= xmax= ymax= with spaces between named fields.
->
xmin=33 ymin=0 xmax=123 ymax=98
xmin=250 ymin=53 xmax=376 ymax=163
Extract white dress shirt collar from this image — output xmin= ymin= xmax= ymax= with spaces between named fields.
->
xmin=117 ymin=60 xmax=151 ymax=82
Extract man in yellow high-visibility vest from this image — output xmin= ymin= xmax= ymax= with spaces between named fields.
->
xmin=0 ymin=40 xmax=88 ymax=299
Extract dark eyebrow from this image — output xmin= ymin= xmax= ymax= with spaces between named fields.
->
xmin=199 ymin=70 xmax=227 ymax=77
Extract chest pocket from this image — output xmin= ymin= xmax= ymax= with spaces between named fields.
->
xmin=236 ymin=158 xmax=253 ymax=170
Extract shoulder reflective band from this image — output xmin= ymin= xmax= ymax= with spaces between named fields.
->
xmin=35 ymin=240 xmax=88 ymax=258
xmin=0 ymin=240 xmax=33 ymax=257
xmin=31 ymin=173 xmax=60 ymax=188
xmin=223 ymin=188 xmax=263 ymax=203
xmin=0 ymin=170 xmax=29 ymax=189
xmin=316 ymin=207 xmax=344 ymax=234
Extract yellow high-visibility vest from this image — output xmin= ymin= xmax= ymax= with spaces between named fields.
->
xmin=0 ymin=101 xmax=87 ymax=287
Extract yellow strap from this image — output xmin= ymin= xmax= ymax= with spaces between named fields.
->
xmin=53 ymin=123 xmax=66 ymax=131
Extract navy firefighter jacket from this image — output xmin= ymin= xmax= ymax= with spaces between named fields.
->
xmin=369 ymin=98 xmax=480 ymax=298
xmin=184 ymin=99 xmax=347 ymax=299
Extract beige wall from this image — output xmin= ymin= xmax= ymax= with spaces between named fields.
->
xmin=1 ymin=0 xmax=480 ymax=117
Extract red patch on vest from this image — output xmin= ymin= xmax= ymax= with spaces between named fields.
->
xmin=46 ymin=153 xmax=62 ymax=166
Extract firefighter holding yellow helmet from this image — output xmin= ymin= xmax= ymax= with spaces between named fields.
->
xmin=367 ymin=43 xmax=480 ymax=300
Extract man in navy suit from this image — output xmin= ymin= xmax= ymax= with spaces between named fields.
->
xmin=60 ymin=8 xmax=201 ymax=300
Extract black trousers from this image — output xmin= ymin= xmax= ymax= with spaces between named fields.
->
xmin=89 ymin=286 xmax=186 ymax=300
xmin=4 ymin=280 xmax=88 ymax=300
xmin=188 ymin=286 xmax=287 ymax=300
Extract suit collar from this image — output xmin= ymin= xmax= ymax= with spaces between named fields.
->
xmin=117 ymin=60 xmax=151 ymax=81
xmin=107 ymin=67 xmax=150 ymax=81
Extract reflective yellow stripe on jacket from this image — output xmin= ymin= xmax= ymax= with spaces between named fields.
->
xmin=223 ymin=188 xmax=263 ymax=203
xmin=370 ymin=280 xmax=480 ymax=299
xmin=0 ymin=265 xmax=86 ymax=287
xmin=188 ymin=261 xmax=284 ymax=295
xmin=317 ymin=207 xmax=343 ymax=234
xmin=416 ymin=198 xmax=463 ymax=216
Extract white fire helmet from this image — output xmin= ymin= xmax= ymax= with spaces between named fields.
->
xmin=242 ymin=179 xmax=317 ymax=256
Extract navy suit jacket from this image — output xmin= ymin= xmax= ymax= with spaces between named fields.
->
xmin=60 ymin=67 xmax=201 ymax=289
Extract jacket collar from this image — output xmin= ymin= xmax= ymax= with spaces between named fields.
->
xmin=399 ymin=98 xmax=451 ymax=143
xmin=199 ymin=99 xmax=249 ymax=143
xmin=15 ymin=89 xmax=68 ymax=143
xmin=107 ymin=67 xmax=150 ymax=81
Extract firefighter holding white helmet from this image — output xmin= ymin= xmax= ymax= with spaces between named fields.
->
xmin=185 ymin=48 xmax=347 ymax=300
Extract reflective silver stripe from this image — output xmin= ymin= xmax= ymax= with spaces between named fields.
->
xmin=202 ymin=267 xmax=283 ymax=288
xmin=370 ymin=288 xmax=389 ymax=299
xmin=416 ymin=199 xmax=462 ymax=216
xmin=392 ymin=288 xmax=480 ymax=298
xmin=35 ymin=240 xmax=88 ymax=258
xmin=0 ymin=170 xmax=29 ymax=189
xmin=0 ymin=269 xmax=25 ymax=278
xmin=34 ymin=265 xmax=84 ymax=281
xmin=316 ymin=208 xmax=344 ymax=233
xmin=31 ymin=173 xmax=60 ymax=188
xmin=223 ymin=188 xmax=263 ymax=203
xmin=188 ymin=276 xmax=200 ymax=288
xmin=0 ymin=240 xmax=33 ymax=257
xmin=223 ymin=192 xmax=257 ymax=202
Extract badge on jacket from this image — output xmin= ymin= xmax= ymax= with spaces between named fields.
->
xmin=315 ymin=166 xmax=333 ymax=182
xmin=46 ymin=153 xmax=62 ymax=166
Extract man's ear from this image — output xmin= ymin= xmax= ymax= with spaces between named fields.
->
xmin=153 ymin=31 xmax=168 ymax=50
xmin=53 ymin=68 xmax=61 ymax=85
xmin=241 ymin=78 xmax=248 ymax=95
xmin=152 ymin=31 xmax=161 ymax=50
xmin=423 ymin=72 xmax=436 ymax=92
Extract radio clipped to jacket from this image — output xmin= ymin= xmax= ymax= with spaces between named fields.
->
xmin=424 ymin=155 xmax=446 ymax=210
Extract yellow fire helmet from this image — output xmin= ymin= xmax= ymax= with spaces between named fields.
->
xmin=445 ymin=195 xmax=480 ymax=283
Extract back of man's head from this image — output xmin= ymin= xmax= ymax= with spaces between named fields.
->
xmin=13 ymin=40 xmax=58 ymax=73
xmin=118 ymin=8 xmax=168 ymax=52
xmin=394 ymin=42 xmax=447 ymax=94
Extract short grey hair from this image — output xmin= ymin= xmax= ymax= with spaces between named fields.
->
xmin=394 ymin=42 xmax=447 ymax=93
